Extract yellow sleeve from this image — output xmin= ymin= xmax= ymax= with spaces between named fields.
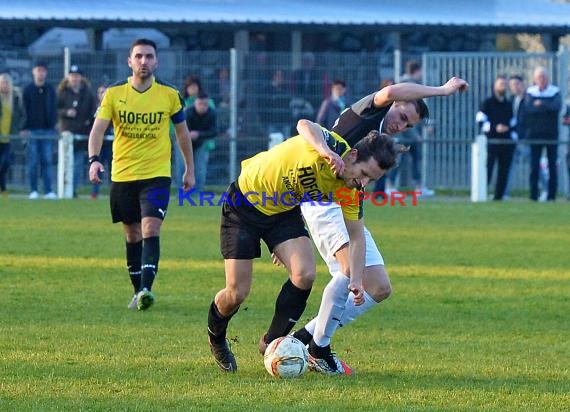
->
xmin=335 ymin=187 xmax=362 ymax=221
xmin=172 ymin=90 xmax=184 ymax=115
xmin=96 ymin=89 xmax=113 ymax=120
xmin=341 ymin=204 xmax=361 ymax=221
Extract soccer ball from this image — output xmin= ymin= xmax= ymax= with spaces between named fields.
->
xmin=263 ymin=336 xmax=309 ymax=378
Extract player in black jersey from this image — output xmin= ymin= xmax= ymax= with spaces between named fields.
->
xmin=285 ymin=76 xmax=469 ymax=375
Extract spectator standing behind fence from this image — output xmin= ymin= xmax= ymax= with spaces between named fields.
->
xmin=0 ymin=73 xmax=26 ymax=198
xmin=386 ymin=61 xmax=435 ymax=197
xmin=173 ymin=75 xmax=216 ymax=186
xmin=476 ymin=75 xmax=515 ymax=201
xmin=22 ymin=61 xmax=58 ymax=200
xmin=316 ymin=79 xmax=347 ymax=130
xmin=183 ymin=75 xmax=216 ymax=109
xmin=519 ymin=66 xmax=562 ymax=202
xmin=212 ymin=68 xmax=231 ymax=138
xmin=291 ymin=52 xmax=328 ymax=111
xmin=509 ymin=75 xmax=526 ymax=139
xmin=91 ymin=84 xmax=113 ymax=199
xmin=213 ymin=67 xmax=230 ymax=107
xmin=563 ymin=104 xmax=570 ymax=199
xmin=504 ymin=75 xmax=527 ymax=199
xmin=249 ymin=52 xmax=272 ymax=116
xmin=262 ymin=69 xmax=291 ymax=141
xmin=57 ymin=65 xmax=97 ymax=198
xmin=185 ymin=93 xmax=217 ymax=193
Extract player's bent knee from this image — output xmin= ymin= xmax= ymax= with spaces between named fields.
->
xmin=364 ymin=278 xmax=392 ymax=302
xmin=364 ymin=284 xmax=391 ymax=303
xmin=225 ymin=287 xmax=249 ymax=306
xmin=374 ymin=283 xmax=392 ymax=302
xmin=364 ymin=265 xmax=392 ymax=302
xmin=291 ymin=270 xmax=316 ymax=289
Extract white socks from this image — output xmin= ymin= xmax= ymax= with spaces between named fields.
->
xmin=311 ymin=271 xmax=349 ymax=347
xmin=305 ymin=273 xmax=378 ymax=346
xmin=338 ymin=289 xmax=377 ymax=328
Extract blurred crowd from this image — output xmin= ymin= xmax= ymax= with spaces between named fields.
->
xmin=0 ymin=56 xmax=568 ymax=201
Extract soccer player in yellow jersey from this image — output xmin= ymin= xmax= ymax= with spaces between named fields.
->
xmin=88 ymin=38 xmax=195 ymax=311
xmin=291 ymin=77 xmax=468 ymax=374
xmin=207 ymin=126 xmax=405 ymax=373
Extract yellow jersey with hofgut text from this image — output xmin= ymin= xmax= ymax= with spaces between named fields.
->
xmin=96 ymin=77 xmax=185 ymax=182
xmin=237 ymin=129 xmax=361 ymax=220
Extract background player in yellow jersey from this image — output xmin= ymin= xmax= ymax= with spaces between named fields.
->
xmin=207 ymin=126 xmax=405 ymax=373
xmin=88 ymin=38 xmax=195 ymax=311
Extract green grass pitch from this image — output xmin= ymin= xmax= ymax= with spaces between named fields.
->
xmin=0 ymin=197 xmax=568 ymax=411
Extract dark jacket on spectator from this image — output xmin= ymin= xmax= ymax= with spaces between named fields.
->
xmin=185 ymin=106 xmax=217 ymax=149
xmin=478 ymin=94 xmax=513 ymax=140
xmin=22 ymin=82 xmax=57 ymax=130
xmin=519 ymin=84 xmax=561 ymax=140
xmin=57 ymin=78 xmax=97 ymax=136
xmin=511 ymin=93 xmax=525 ymax=141
xmin=316 ymin=96 xmax=345 ymax=130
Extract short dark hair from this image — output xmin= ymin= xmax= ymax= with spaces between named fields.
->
xmin=332 ymin=79 xmax=346 ymax=88
xmin=196 ymin=92 xmax=209 ymax=100
xmin=353 ymin=130 xmax=408 ymax=171
xmin=33 ymin=60 xmax=48 ymax=69
xmin=410 ymin=99 xmax=429 ymax=120
xmin=380 ymin=78 xmax=394 ymax=89
xmin=509 ymin=74 xmax=523 ymax=82
xmin=130 ymin=38 xmax=157 ymax=55
xmin=405 ymin=60 xmax=421 ymax=75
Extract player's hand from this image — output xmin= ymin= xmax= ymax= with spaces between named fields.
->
xmin=182 ymin=171 xmax=196 ymax=192
xmin=189 ymin=131 xmax=199 ymax=139
xmin=323 ymin=150 xmax=344 ymax=176
xmin=89 ymin=162 xmax=104 ymax=184
xmin=349 ymin=282 xmax=365 ymax=306
xmin=443 ymin=77 xmax=469 ymax=95
xmin=271 ymin=253 xmax=285 ymax=267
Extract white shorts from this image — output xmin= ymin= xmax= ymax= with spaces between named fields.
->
xmin=300 ymin=202 xmax=384 ymax=275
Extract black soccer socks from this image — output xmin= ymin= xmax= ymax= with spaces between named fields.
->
xmin=265 ymin=279 xmax=312 ymax=343
xmin=126 ymin=240 xmax=142 ymax=293
xmin=141 ymin=236 xmax=160 ymax=291
xmin=208 ymin=301 xmax=239 ymax=344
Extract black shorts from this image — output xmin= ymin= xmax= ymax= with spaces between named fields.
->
xmin=220 ymin=182 xmax=309 ymax=259
xmin=110 ymin=177 xmax=172 ymax=224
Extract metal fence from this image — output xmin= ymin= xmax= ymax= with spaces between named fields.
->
xmin=422 ymin=50 xmax=569 ymax=193
xmin=1 ymin=47 xmax=568 ymax=196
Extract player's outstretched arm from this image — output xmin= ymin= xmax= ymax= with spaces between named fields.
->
xmin=88 ymin=118 xmax=111 ymax=184
xmin=296 ymin=119 xmax=344 ymax=176
xmin=374 ymin=76 xmax=469 ymax=107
